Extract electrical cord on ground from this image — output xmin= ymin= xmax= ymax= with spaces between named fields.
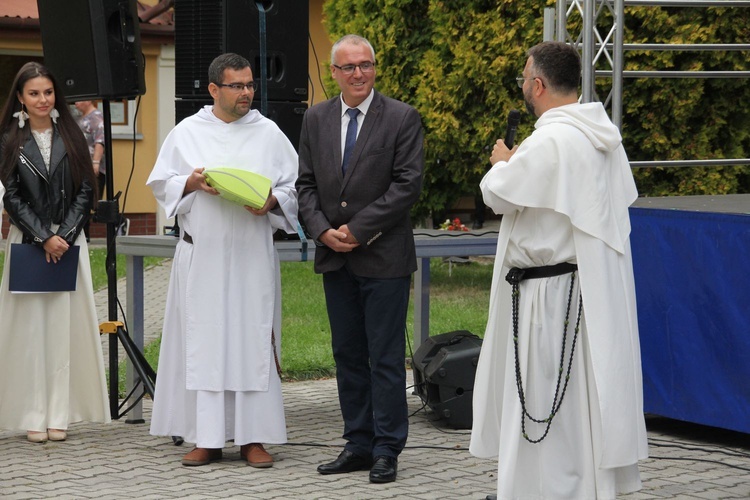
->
xmin=647 ymin=439 xmax=750 ymax=463
xmin=408 ymin=393 xmax=429 ymax=419
xmin=280 ymin=437 xmax=750 ymax=460
xmin=282 ymin=441 xmax=469 ymax=452
xmin=644 ymin=452 xmax=750 ymax=472
xmin=647 ymin=437 xmax=750 ymax=459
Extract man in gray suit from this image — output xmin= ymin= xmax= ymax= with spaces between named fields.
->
xmin=296 ymin=34 xmax=424 ymax=484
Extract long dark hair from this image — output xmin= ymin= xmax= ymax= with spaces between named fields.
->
xmin=0 ymin=62 xmax=99 ymax=203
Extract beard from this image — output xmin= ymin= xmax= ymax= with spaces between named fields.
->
xmin=524 ymin=98 xmax=535 ymax=117
xmin=523 ymin=86 xmax=537 ymax=117
xmin=524 ymin=93 xmax=536 ymax=117
xmin=232 ymin=99 xmax=251 ymax=117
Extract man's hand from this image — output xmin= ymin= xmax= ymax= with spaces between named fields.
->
xmin=245 ymin=189 xmax=277 ymax=216
xmin=184 ymin=167 xmax=219 ymax=196
xmin=489 ymin=139 xmax=519 ymax=166
xmin=320 ymin=228 xmax=359 ymax=252
xmin=337 ymin=224 xmax=359 ymax=245
xmin=43 ymin=235 xmax=70 ymax=263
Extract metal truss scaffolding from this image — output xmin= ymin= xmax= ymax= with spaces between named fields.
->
xmin=546 ymin=0 xmax=750 ymax=168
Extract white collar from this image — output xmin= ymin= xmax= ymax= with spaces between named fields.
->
xmin=339 ymin=90 xmax=374 ymax=118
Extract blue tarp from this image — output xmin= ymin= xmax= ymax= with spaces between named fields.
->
xmin=630 ymin=207 xmax=750 ymax=433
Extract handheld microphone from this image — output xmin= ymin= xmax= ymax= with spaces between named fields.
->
xmin=504 ymin=109 xmax=521 ymax=149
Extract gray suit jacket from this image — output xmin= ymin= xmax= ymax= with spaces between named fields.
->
xmin=296 ymin=91 xmax=424 ymax=278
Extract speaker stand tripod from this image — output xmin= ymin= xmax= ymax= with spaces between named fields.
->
xmin=94 ymin=99 xmax=157 ymax=422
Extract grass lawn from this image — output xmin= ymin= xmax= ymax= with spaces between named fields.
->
xmin=279 ymin=258 xmax=493 ymax=380
xmin=1 ymin=247 xmax=493 ymax=385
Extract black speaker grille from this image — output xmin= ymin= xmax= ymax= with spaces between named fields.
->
xmin=175 ymin=0 xmax=223 ymax=98
xmin=174 ymin=0 xmax=308 ymax=101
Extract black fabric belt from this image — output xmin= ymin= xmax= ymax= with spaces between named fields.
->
xmin=505 ymin=262 xmax=578 ymax=285
xmin=182 ymin=232 xmax=193 ymax=244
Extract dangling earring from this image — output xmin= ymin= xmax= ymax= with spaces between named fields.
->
xmin=12 ymin=103 xmax=29 ymax=129
xmin=50 ymin=108 xmax=60 ymax=124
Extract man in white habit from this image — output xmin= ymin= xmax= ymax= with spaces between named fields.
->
xmin=470 ymin=41 xmax=648 ymax=499
xmin=147 ymin=53 xmax=298 ymax=467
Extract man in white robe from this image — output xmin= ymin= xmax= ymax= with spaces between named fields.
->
xmin=470 ymin=42 xmax=648 ymax=499
xmin=147 ymin=53 xmax=298 ymax=467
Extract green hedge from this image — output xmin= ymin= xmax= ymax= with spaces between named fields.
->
xmin=323 ymin=1 xmax=749 ymax=218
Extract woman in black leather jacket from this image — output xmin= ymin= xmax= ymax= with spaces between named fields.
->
xmin=0 ymin=62 xmax=111 ymax=443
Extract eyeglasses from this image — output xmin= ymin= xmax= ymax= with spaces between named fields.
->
xmin=333 ymin=62 xmax=376 ymax=75
xmin=516 ymin=76 xmax=545 ymax=89
xmin=216 ymin=82 xmax=258 ymax=92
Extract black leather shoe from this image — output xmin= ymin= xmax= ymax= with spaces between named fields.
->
xmin=369 ymin=455 xmax=397 ymax=483
xmin=486 ymin=495 xmax=497 ymax=500
xmin=317 ymin=449 xmax=372 ymax=475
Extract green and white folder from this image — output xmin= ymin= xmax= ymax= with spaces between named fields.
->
xmin=204 ymin=167 xmax=271 ymax=209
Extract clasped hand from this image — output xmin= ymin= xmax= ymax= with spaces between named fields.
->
xmin=321 ymin=224 xmax=359 ymax=253
xmin=43 ymin=235 xmax=69 ymax=263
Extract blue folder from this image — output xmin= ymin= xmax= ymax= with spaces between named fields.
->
xmin=8 ymin=243 xmax=80 ymax=292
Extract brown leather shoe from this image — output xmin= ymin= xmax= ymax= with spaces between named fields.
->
xmin=182 ymin=447 xmax=222 ymax=466
xmin=240 ymin=443 xmax=273 ymax=468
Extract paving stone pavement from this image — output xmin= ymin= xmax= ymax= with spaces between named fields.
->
xmin=1 ymin=254 xmax=749 ymax=499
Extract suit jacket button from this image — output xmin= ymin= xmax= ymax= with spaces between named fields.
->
xmin=341 ymin=201 xmax=347 ymax=207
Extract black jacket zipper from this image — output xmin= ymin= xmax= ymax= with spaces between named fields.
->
xmin=19 ymin=150 xmax=48 ymax=181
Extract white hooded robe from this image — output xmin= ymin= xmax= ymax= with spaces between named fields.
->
xmin=470 ymin=102 xmax=648 ymax=499
xmin=147 ymin=107 xmax=298 ymax=447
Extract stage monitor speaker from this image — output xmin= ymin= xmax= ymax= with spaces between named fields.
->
xmin=175 ymin=99 xmax=306 ymax=151
xmin=175 ymin=0 xmax=308 ymax=102
xmin=412 ymin=330 xmax=483 ymax=429
xmin=37 ymin=0 xmax=146 ymax=100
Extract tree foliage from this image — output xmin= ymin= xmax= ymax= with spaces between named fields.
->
xmin=612 ymin=5 xmax=750 ymax=196
xmin=323 ymin=1 xmax=750 ymax=219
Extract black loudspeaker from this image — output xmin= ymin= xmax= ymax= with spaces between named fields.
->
xmin=175 ymin=99 xmax=307 ymax=151
xmin=254 ymin=101 xmax=307 ymax=149
xmin=37 ymin=0 xmax=146 ymax=100
xmin=175 ymin=98 xmax=212 ymax=124
xmin=412 ymin=331 xmax=483 ymax=429
xmin=175 ymin=0 xmax=308 ymax=102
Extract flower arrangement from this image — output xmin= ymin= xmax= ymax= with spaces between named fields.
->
xmin=439 ymin=217 xmax=469 ymax=232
